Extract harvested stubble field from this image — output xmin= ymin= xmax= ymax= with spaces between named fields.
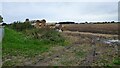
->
xmin=62 ymin=24 xmax=119 ymax=34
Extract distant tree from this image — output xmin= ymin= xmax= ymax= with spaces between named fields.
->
xmin=9 ymin=21 xmax=32 ymax=31
xmin=25 ymin=18 xmax=29 ymax=22
xmin=36 ymin=20 xmax=40 ymax=23
xmin=97 ymin=22 xmax=101 ymax=24
xmin=104 ymin=21 xmax=107 ymax=24
xmin=118 ymin=22 xmax=120 ymax=23
xmin=25 ymin=18 xmax=30 ymax=23
xmin=0 ymin=15 xmax=3 ymax=23
xmin=2 ymin=23 xmax=7 ymax=26
xmin=111 ymin=21 xmax=115 ymax=23
xmin=85 ymin=21 xmax=88 ymax=24
xmin=41 ymin=19 xmax=46 ymax=23
xmin=58 ymin=22 xmax=75 ymax=24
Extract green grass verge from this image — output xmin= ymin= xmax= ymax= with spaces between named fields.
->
xmin=2 ymin=27 xmax=67 ymax=58
xmin=113 ymin=57 xmax=120 ymax=65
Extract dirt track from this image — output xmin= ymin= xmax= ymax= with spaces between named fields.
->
xmin=25 ymin=31 xmax=118 ymax=66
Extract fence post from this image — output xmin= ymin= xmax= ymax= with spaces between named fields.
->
xmin=91 ymin=35 xmax=96 ymax=63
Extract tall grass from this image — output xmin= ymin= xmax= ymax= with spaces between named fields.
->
xmin=2 ymin=27 xmax=66 ymax=59
xmin=23 ymin=28 xmax=65 ymax=45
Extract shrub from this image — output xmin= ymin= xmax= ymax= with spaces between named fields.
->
xmin=8 ymin=21 xmax=33 ymax=31
xmin=23 ymin=28 xmax=65 ymax=45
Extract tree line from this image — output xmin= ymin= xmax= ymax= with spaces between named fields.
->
xmin=7 ymin=19 xmax=33 ymax=31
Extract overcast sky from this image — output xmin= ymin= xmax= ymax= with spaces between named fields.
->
xmin=0 ymin=0 xmax=119 ymax=2
xmin=0 ymin=1 xmax=118 ymax=23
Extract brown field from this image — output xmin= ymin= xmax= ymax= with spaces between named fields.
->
xmin=62 ymin=24 xmax=119 ymax=34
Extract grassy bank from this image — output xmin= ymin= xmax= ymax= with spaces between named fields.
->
xmin=2 ymin=27 xmax=68 ymax=66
